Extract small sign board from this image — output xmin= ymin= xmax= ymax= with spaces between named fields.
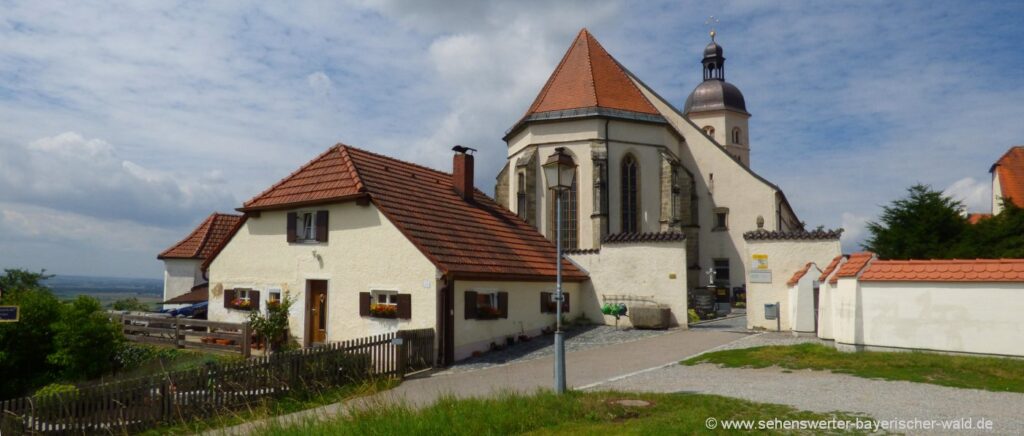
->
xmin=751 ymin=254 xmax=769 ymax=270
xmin=749 ymin=270 xmax=772 ymax=284
xmin=0 ymin=306 xmax=19 ymax=322
xmin=764 ymin=303 xmax=779 ymax=320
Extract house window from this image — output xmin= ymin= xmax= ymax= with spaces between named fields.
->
xmin=714 ymin=207 xmax=729 ymax=231
xmin=621 ymin=155 xmax=639 ymax=233
xmin=476 ymin=292 xmax=499 ymax=318
xmin=551 ymin=170 xmax=578 ymax=249
xmin=300 ymin=212 xmax=315 ymax=240
xmin=516 ymin=171 xmax=528 ymax=220
xmin=267 ymin=289 xmax=282 ymax=310
xmin=372 ymin=290 xmax=398 ymax=306
xmin=369 ymin=290 xmax=399 ymax=318
xmin=225 ymin=288 xmax=260 ymax=311
xmin=464 ymin=290 xmax=507 ymax=320
xmin=703 ymin=126 xmax=715 ymax=137
xmin=713 ymin=259 xmax=730 ymax=287
xmin=732 ymin=127 xmax=742 ymax=144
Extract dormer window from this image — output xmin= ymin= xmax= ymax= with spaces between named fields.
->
xmin=287 ymin=210 xmax=329 ymax=243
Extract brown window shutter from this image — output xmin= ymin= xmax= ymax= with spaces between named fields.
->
xmin=397 ymin=293 xmax=412 ymax=319
xmin=359 ymin=292 xmax=371 ymax=317
xmin=286 ymin=212 xmax=298 ymax=242
xmin=316 ymin=210 xmax=329 ymax=242
xmin=541 ymin=292 xmax=551 ymax=313
xmin=563 ymin=292 xmax=570 ymax=313
xmin=498 ymin=292 xmax=508 ymax=319
xmin=224 ymin=289 xmax=235 ymax=308
xmin=250 ymin=290 xmax=261 ymax=311
xmin=464 ymin=291 xmax=478 ymax=319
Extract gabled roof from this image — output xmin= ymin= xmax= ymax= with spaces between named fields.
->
xmin=830 ymin=252 xmax=875 ymax=284
xmin=159 ymin=213 xmax=243 ymax=260
xmin=786 ymin=262 xmax=815 ymax=287
xmin=818 ymin=255 xmax=845 ymax=282
xmin=992 ymin=146 xmax=1024 ymax=208
xmin=220 ymin=144 xmax=586 ymax=281
xmin=860 ymin=259 xmax=1024 ymax=282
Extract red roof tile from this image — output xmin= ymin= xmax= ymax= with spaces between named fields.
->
xmin=222 ymin=144 xmax=586 ymax=282
xmin=159 ymin=213 xmax=243 ymax=260
xmin=830 ymin=252 xmax=875 ymax=284
xmin=992 ymin=146 xmax=1024 ymax=209
xmin=967 ymin=213 xmax=992 ymax=225
xmin=523 ymin=29 xmax=659 ymax=118
xmin=860 ymin=259 xmax=1024 ymax=282
xmin=818 ymin=255 xmax=845 ymax=283
xmin=787 ymin=262 xmax=814 ymax=287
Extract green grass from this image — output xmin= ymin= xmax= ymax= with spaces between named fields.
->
xmin=684 ymin=343 xmax=1024 ymax=393
xmin=138 ymin=379 xmax=397 ymax=435
xmin=257 ymin=390 xmax=877 ymax=435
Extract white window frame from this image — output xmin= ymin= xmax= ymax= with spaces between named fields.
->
xmin=371 ymin=289 xmax=399 ymax=306
xmin=472 ymin=289 xmax=499 ymax=309
xmin=296 ymin=211 xmax=317 ymax=242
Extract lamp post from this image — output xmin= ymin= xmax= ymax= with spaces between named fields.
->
xmin=542 ymin=146 xmax=575 ymax=394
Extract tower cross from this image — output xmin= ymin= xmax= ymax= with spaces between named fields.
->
xmin=704 ymin=16 xmax=720 ymax=41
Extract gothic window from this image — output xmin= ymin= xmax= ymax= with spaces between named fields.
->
xmin=551 ymin=171 xmax=578 ymax=249
xmin=621 ymin=155 xmax=639 ymax=233
xmin=516 ymin=171 xmax=527 ymax=220
xmin=732 ymin=127 xmax=741 ymax=144
xmin=702 ymin=126 xmax=715 ymax=137
xmin=671 ymin=168 xmax=681 ymax=223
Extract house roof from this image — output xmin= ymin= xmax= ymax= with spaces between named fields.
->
xmin=818 ymin=255 xmax=845 ymax=282
xmin=830 ymin=252 xmax=875 ymax=284
xmin=743 ymin=229 xmax=843 ymax=241
xmin=860 ymin=259 xmax=1024 ymax=282
xmin=992 ymin=146 xmax=1024 ymax=208
xmin=163 ymin=284 xmax=209 ymax=304
xmin=602 ymin=231 xmax=685 ymax=244
xmin=967 ymin=213 xmax=993 ymax=225
xmin=786 ymin=262 xmax=815 ymax=287
xmin=506 ymin=29 xmax=662 ymax=139
xmin=158 ymin=213 xmax=243 ymax=260
xmin=221 ymin=144 xmax=586 ymax=281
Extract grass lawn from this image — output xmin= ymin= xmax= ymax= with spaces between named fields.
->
xmin=257 ymin=390 xmax=877 ymax=435
xmin=683 ymin=343 xmax=1024 ymax=393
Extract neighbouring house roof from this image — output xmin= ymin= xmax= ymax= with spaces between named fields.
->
xmin=505 ymin=28 xmax=664 ymax=139
xmin=830 ymin=252 xmax=875 ymax=284
xmin=602 ymin=231 xmax=685 ymax=244
xmin=860 ymin=259 xmax=1024 ymax=282
xmin=991 ymin=146 xmax=1024 ymax=208
xmin=786 ymin=262 xmax=815 ymax=287
xmin=818 ymin=255 xmax=846 ymax=282
xmin=967 ymin=213 xmax=993 ymax=224
xmin=218 ymin=144 xmax=586 ymax=281
xmin=743 ymin=229 xmax=843 ymax=241
xmin=163 ymin=283 xmax=209 ymax=304
xmin=158 ymin=213 xmax=243 ymax=260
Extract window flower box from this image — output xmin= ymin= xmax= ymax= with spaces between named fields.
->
xmin=369 ymin=303 xmax=398 ymax=319
xmin=229 ymin=298 xmax=253 ymax=311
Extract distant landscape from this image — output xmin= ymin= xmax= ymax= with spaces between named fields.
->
xmin=41 ymin=274 xmax=163 ymax=307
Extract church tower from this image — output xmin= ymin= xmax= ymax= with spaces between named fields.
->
xmin=683 ymin=32 xmax=751 ymax=167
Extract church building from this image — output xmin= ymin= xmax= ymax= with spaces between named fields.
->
xmin=495 ymin=29 xmax=803 ymax=293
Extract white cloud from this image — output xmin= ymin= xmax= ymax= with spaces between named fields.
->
xmin=943 ymin=177 xmax=992 ymax=213
xmin=840 ymin=212 xmax=870 ymax=253
xmin=307 ymin=71 xmax=332 ymax=96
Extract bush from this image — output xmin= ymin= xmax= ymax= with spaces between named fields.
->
xmin=48 ymin=295 xmax=124 ymax=380
xmin=115 ymin=343 xmax=182 ymax=371
xmin=687 ymin=309 xmax=700 ymax=324
xmin=33 ymin=383 xmax=78 ymax=399
xmin=110 ymin=297 xmax=151 ymax=312
xmin=249 ymin=295 xmax=296 ymax=352
xmin=0 ymin=271 xmax=62 ymax=399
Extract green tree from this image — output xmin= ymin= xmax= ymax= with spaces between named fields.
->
xmin=48 ymin=295 xmax=123 ymax=380
xmin=0 ymin=269 xmax=62 ymax=399
xmin=110 ymin=297 xmax=151 ymax=312
xmin=863 ymin=184 xmax=968 ymax=259
xmin=952 ymin=200 xmax=1024 ymax=258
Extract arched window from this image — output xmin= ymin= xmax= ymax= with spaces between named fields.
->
xmin=671 ymin=168 xmax=681 ymax=223
xmin=516 ymin=171 xmax=528 ymax=220
xmin=702 ymin=126 xmax=715 ymax=137
xmin=621 ymin=155 xmax=639 ymax=233
xmin=552 ymin=171 xmax=578 ymax=249
xmin=732 ymin=127 xmax=741 ymax=144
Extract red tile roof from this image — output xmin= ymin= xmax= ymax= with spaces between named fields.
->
xmin=830 ymin=252 xmax=875 ymax=284
xmin=992 ymin=146 xmax=1024 ymax=209
xmin=967 ymin=213 xmax=993 ymax=225
xmin=818 ymin=255 xmax=845 ymax=283
xmin=523 ymin=29 xmax=659 ymax=118
xmin=159 ymin=213 xmax=243 ymax=260
xmin=786 ymin=262 xmax=814 ymax=287
xmin=221 ymin=144 xmax=586 ymax=281
xmin=860 ymin=259 xmax=1024 ymax=282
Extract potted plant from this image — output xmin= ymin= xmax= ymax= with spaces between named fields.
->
xmin=369 ymin=303 xmax=398 ymax=319
xmin=477 ymin=305 xmax=500 ymax=320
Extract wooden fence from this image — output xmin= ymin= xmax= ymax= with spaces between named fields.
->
xmin=0 ymin=329 xmax=434 ymax=434
xmin=116 ymin=314 xmax=252 ymax=358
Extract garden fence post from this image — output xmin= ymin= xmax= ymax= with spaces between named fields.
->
xmin=396 ymin=331 xmax=407 ymax=377
xmin=241 ymin=322 xmax=251 ymax=358
xmin=174 ymin=318 xmax=182 ymax=349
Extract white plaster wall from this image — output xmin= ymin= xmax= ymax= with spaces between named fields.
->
xmin=686 ymin=110 xmax=751 ymax=167
xmin=207 ymin=202 xmax=439 ymax=345
xmin=831 ymin=277 xmax=860 ymax=346
xmin=744 ymin=239 xmax=841 ymax=330
xmin=788 ymin=264 xmax=821 ymax=333
xmin=163 ymin=258 xmax=203 ymax=302
xmin=832 ymin=281 xmax=1024 ymax=357
xmin=452 ymin=279 xmax=580 ymax=360
xmin=992 ymin=169 xmax=1004 ymax=215
xmin=568 ymin=241 xmax=687 ymax=328
xmin=816 ymin=280 xmax=835 ymax=340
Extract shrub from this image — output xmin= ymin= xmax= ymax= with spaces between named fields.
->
xmin=48 ymin=295 xmax=124 ymax=380
xmin=249 ymin=294 xmax=296 ymax=352
xmin=0 ymin=271 xmax=62 ymax=399
xmin=33 ymin=383 xmax=78 ymax=399
xmin=687 ymin=309 xmax=700 ymax=324
xmin=110 ymin=297 xmax=151 ymax=312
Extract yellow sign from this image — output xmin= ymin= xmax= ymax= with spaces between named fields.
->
xmin=751 ymin=254 xmax=769 ymax=270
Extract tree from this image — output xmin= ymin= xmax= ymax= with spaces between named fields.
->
xmin=951 ymin=199 xmax=1024 ymax=258
xmin=863 ymin=184 xmax=968 ymax=259
xmin=48 ymin=295 xmax=123 ymax=380
xmin=110 ymin=297 xmax=151 ymax=312
xmin=0 ymin=270 xmax=62 ymax=399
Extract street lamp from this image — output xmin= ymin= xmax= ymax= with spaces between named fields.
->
xmin=542 ymin=146 xmax=575 ymax=394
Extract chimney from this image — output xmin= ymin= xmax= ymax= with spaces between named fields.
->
xmin=452 ymin=145 xmax=476 ymax=201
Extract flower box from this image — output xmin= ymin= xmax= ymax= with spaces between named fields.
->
xmin=369 ymin=304 xmax=398 ymax=319
xmin=229 ymin=298 xmax=253 ymax=311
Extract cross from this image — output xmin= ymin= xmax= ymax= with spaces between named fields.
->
xmin=705 ymin=267 xmax=716 ymax=284
xmin=704 ymin=16 xmax=719 ymax=41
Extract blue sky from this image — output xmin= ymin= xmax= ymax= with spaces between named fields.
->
xmin=1 ymin=1 xmax=1023 ymax=278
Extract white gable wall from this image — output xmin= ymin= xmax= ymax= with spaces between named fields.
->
xmin=162 ymin=258 xmax=203 ymax=303
xmin=743 ymin=238 xmax=841 ymax=330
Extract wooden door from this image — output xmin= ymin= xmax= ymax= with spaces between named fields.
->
xmin=307 ymin=280 xmax=328 ymax=345
xmin=437 ymin=282 xmax=454 ymax=366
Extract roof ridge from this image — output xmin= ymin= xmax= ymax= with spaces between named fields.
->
xmin=243 ymin=145 xmax=344 ymax=208
xmin=343 ymin=144 xmax=455 ymax=180
xmin=336 ymin=144 xmax=367 ymax=193
xmin=158 ymin=213 xmax=216 ymax=259
xmin=582 ymin=29 xmax=598 ymax=107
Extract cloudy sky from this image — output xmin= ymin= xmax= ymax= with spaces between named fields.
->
xmin=1 ymin=1 xmax=1022 ymax=279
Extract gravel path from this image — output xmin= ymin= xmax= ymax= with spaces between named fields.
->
xmin=592 ymin=346 xmax=1024 ymax=434
xmin=438 ymin=324 xmax=676 ymax=374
